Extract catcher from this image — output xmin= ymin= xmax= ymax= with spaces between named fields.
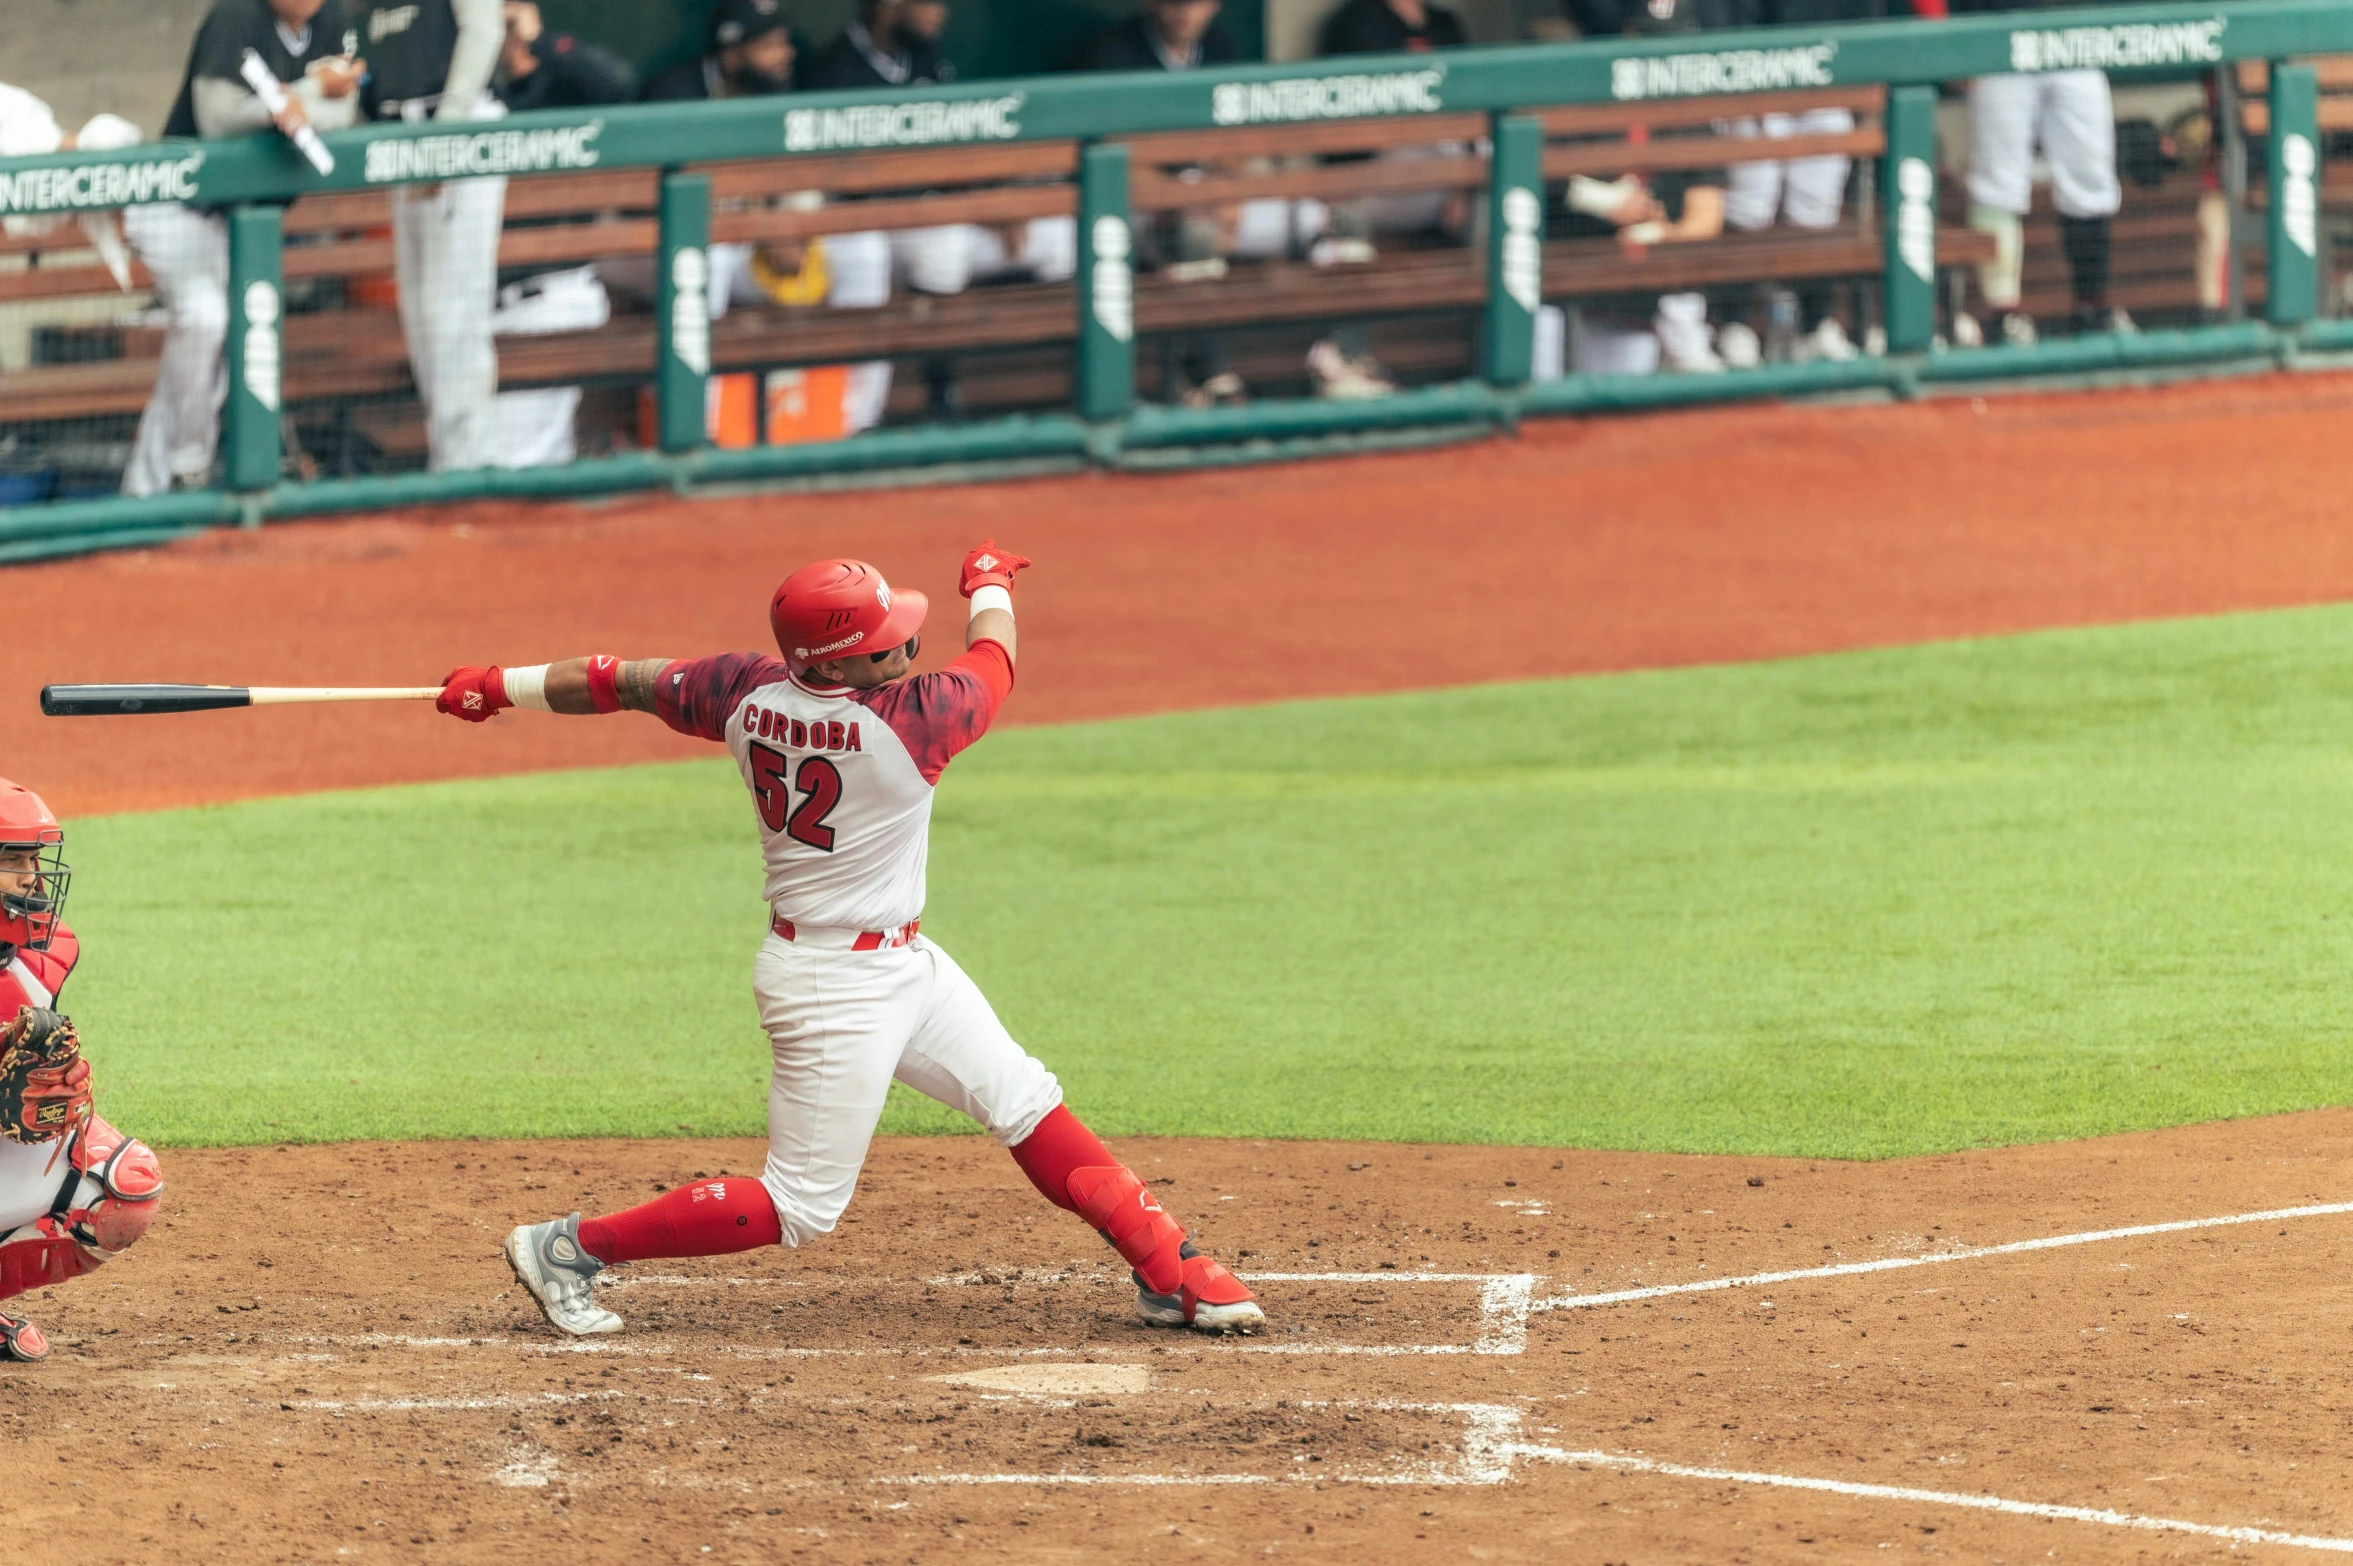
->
xmin=0 ymin=778 xmax=164 ymax=1363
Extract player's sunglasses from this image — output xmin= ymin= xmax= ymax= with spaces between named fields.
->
xmin=871 ymin=635 xmax=918 ymax=664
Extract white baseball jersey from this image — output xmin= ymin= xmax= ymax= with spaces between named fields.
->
xmin=655 ymin=641 xmax=1013 ymax=933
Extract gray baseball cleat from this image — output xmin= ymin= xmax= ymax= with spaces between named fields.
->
xmin=1133 ymin=1240 xmax=1266 ymax=1335
xmin=505 ymin=1213 xmax=623 ymax=1336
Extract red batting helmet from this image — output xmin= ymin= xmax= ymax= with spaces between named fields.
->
xmin=771 ymin=559 xmax=928 ymax=671
xmin=0 ymin=778 xmax=69 ymax=952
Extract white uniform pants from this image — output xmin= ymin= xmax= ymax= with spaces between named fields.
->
xmin=823 ymin=221 xmax=1077 ymax=432
xmin=1967 ymin=71 xmax=2122 ymax=219
xmin=1724 ymin=108 xmax=1854 ymax=232
xmin=390 ymin=107 xmax=508 ymax=472
xmin=752 ymin=932 xmax=1063 ymax=1247
xmin=120 ymin=203 xmax=229 ymax=497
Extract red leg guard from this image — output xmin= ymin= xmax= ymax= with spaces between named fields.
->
xmin=1067 ymin=1164 xmax=1188 ymax=1296
xmin=0 ymin=1230 xmax=102 ymax=1304
xmin=577 ymin=1177 xmax=783 ymax=1266
xmin=1010 ymin=1107 xmax=1256 ymax=1316
xmin=1007 ymin=1105 xmax=1113 ymax=1216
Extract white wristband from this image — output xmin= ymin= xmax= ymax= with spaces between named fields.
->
xmin=503 ymin=663 xmax=552 ymax=712
xmin=969 ymin=584 xmax=1013 ymax=618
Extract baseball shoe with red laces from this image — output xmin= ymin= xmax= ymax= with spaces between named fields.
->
xmin=1135 ymin=1240 xmax=1264 ymax=1334
xmin=0 ymin=1307 xmax=49 ymax=1362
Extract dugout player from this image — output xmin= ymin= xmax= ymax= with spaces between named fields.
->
xmin=357 ymin=0 xmax=508 ymax=472
xmin=0 ymin=780 xmax=165 ymax=1363
xmin=1951 ymin=0 xmax=2128 ymax=344
xmin=642 ymin=0 xmax=797 ymax=100
xmin=124 ymin=0 xmax=364 ymax=498
xmin=436 ymin=547 xmax=1265 ymax=1338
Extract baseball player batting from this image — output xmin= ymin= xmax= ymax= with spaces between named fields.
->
xmin=435 ymin=545 xmax=1265 ymax=1337
xmin=0 ymin=781 xmax=166 ymax=1363
xmin=1953 ymin=0 xmax=2126 ymax=345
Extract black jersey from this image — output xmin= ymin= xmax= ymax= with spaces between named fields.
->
xmin=360 ymin=0 xmax=461 ymax=117
xmin=162 ymin=0 xmax=358 ymax=138
xmin=801 ymin=23 xmax=952 ymax=90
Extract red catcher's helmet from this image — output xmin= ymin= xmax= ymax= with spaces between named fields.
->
xmin=770 ymin=558 xmax=928 ymax=671
xmin=0 ymin=778 xmax=68 ymax=952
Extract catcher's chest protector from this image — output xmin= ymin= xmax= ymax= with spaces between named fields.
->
xmin=1 ymin=928 xmax=77 ymax=1012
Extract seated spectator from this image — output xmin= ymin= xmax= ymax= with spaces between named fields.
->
xmin=643 ymin=0 xmax=796 ymax=100
xmin=1551 ymin=0 xmax=1729 ymax=375
xmin=120 ymin=0 xmax=358 ymax=496
xmin=496 ymin=0 xmax=635 ymax=111
xmin=1716 ymin=0 xmax=1879 ymax=365
xmin=808 ymin=0 xmax=1072 ymax=427
xmin=1308 ymin=0 xmax=1470 ymax=400
xmin=1075 ymin=0 xmax=1271 ymax=407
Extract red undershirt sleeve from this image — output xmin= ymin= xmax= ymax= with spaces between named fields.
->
xmin=852 ymin=640 xmax=1015 ymax=785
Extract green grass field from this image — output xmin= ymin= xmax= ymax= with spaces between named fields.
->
xmin=59 ymin=603 xmax=2353 ymax=1157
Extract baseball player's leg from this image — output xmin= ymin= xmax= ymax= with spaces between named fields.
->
xmin=0 ymin=1117 xmax=164 ymax=1362
xmin=2037 ymin=69 xmax=2125 ymax=329
xmin=891 ymin=940 xmax=1262 ymax=1333
xmin=1720 ymin=116 xmax=1783 ymax=234
xmin=506 ymin=933 xmax=913 ymax=1336
xmin=119 ymin=204 xmax=230 ymax=497
xmin=425 ymin=175 xmax=508 ymax=471
xmin=1965 ymin=74 xmax=2038 ymax=336
xmin=825 ymin=230 xmax=895 ymax=434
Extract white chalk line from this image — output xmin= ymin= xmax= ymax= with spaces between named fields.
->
xmin=1529 ymin=1199 xmax=2353 ymax=1314
xmin=1514 ymin=1447 xmax=2353 ymax=1555
xmin=876 ymin=1401 xmax=2353 ymax=1553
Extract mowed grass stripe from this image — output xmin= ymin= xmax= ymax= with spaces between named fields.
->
xmin=58 ymin=602 xmax=2353 ymax=1156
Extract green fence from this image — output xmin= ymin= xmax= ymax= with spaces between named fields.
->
xmin=2 ymin=0 xmax=2349 ymax=559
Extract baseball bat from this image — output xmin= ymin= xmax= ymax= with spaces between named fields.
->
xmin=40 ymin=684 xmax=442 ymax=717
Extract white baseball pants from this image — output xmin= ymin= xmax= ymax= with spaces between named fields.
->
xmin=1723 ymin=108 xmax=1855 ymax=232
xmin=752 ymin=931 xmax=1063 ymax=1247
xmin=120 ymin=202 xmax=229 ymax=497
xmin=390 ymin=98 xmax=508 ymax=472
xmin=1967 ymin=71 xmax=2122 ymax=219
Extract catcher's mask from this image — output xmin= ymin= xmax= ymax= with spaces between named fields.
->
xmin=0 ymin=779 xmax=69 ymax=953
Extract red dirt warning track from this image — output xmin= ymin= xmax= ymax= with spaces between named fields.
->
xmin=11 ymin=370 xmax=2353 ymax=816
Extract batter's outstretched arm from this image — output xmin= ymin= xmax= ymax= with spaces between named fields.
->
xmin=537 ymin=657 xmax=672 ymax=715
xmin=435 ymin=656 xmax=672 ymax=723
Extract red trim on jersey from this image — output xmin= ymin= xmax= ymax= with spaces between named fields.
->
xmin=654 ymin=652 xmax=791 ymax=742
xmin=851 ymin=641 xmax=1013 ymax=786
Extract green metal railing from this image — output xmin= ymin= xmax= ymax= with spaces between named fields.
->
xmin=1 ymin=0 xmax=2348 ymax=558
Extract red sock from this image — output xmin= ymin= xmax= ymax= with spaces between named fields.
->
xmin=1009 ymin=1104 xmax=1119 ymax=1214
xmin=577 ymin=1177 xmax=782 ymax=1266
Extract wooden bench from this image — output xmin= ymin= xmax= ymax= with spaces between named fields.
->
xmin=0 ymin=85 xmax=2004 ymax=463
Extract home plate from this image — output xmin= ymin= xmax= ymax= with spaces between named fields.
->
xmin=930 ymin=1363 xmax=1153 ymax=1396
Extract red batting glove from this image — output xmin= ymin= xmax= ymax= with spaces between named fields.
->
xmin=437 ymin=666 xmax=512 ymax=723
xmin=958 ymin=539 xmax=1033 ymax=599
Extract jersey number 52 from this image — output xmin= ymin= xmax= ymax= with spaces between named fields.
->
xmin=749 ymin=743 xmax=843 ymax=851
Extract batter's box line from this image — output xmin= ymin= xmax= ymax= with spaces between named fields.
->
xmin=1526 ymin=1198 xmax=2353 ymax=1315
xmin=880 ymin=1402 xmax=2353 ymax=1554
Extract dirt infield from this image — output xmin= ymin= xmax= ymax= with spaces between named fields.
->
xmin=13 ymin=370 xmax=2353 ymax=816
xmin=2 ymin=1111 xmax=2349 ymax=1563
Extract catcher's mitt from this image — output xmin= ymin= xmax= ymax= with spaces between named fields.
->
xmin=0 ymin=1006 xmax=90 ymax=1144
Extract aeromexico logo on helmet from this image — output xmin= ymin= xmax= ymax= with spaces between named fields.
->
xmin=800 ymin=630 xmax=865 ymax=659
